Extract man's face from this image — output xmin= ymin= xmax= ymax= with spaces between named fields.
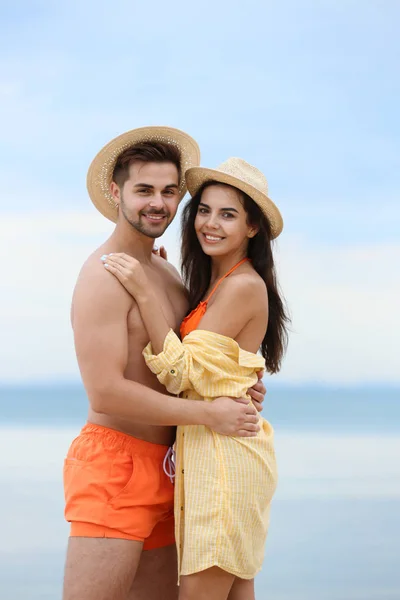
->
xmin=111 ymin=161 xmax=180 ymax=238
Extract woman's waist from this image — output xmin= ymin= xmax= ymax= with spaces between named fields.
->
xmin=178 ymin=418 xmax=274 ymax=443
xmin=180 ymin=391 xmax=256 ymax=402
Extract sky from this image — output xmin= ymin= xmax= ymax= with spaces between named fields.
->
xmin=0 ymin=0 xmax=399 ymax=383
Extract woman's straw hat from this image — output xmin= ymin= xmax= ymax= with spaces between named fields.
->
xmin=87 ymin=126 xmax=201 ymax=222
xmin=185 ymin=157 xmax=283 ymax=238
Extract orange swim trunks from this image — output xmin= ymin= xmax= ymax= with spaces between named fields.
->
xmin=63 ymin=423 xmax=175 ymax=550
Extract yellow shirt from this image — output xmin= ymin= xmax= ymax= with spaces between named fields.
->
xmin=143 ymin=329 xmax=278 ymax=579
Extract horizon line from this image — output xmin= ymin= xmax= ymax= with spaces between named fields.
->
xmin=0 ymin=380 xmax=399 ymax=390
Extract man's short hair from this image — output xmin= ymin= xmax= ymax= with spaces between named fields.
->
xmin=112 ymin=142 xmax=182 ymax=188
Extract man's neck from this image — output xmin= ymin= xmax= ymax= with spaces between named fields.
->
xmin=107 ymin=220 xmax=155 ymax=263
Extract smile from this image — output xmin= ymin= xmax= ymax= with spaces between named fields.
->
xmin=202 ymin=233 xmax=224 ymax=243
xmin=143 ymin=214 xmax=167 ymax=222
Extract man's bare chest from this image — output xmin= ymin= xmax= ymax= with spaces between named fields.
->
xmin=127 ymin=271 xmax=188 ymax=342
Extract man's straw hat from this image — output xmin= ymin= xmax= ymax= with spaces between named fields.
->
xmin=185 ymin=157 xmax=283 ymax=238
xmin=87 ymin=126 xmax=201 ymax=222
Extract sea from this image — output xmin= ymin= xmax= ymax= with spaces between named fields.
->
xmin=0 ymin=384 xmax=399 ymax=600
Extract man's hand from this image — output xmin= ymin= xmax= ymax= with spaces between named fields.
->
xmin=205 ymin=397 xmax=260 ymax=437
xmin=247 ymin=371 xmax=266 ymax=413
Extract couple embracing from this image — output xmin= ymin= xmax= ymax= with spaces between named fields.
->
xmin=63 ymin=126 xmax=289 ymax=600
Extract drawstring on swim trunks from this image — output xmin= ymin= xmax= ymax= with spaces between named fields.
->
xmin=163 ymin=446 xmax=176 ymax=484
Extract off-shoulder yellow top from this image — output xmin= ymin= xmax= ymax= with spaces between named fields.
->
xmin=143 ymin=329 xmax=277 ymax=580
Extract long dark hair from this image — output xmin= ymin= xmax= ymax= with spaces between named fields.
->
xmin=181 ymin=181 xmax=290 ymax=373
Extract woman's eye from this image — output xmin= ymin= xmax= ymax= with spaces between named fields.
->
xmin=223 ymin=212 xmax=234 ymax=218
xmin=198 ymin=208 xmax=208 ymax=214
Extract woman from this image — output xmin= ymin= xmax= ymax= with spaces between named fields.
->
xmin=102 ymin=158 xmax=289 ymax=600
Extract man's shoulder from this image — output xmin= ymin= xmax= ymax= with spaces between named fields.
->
xmin=73 ymin=250 xmax=132 ymax=310
xmin=152 ymin=254 xmax=183 ymax=285
xmin=75 ymin=251 xmax=109 ymax=292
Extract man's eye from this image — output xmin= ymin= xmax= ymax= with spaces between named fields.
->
xmin=138 ymin=189 xmax=150 ymax=194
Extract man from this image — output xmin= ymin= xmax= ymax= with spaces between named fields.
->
xmin=63 ymin=127 xmax=266 ymax=600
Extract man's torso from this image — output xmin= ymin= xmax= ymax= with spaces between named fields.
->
xmin=73 ymin=245 xmax=188 ymax=445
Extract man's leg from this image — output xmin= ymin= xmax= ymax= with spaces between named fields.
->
xmin=63 ymin=537 xmax=143 ymax=600
xmin=63 ymin=426 xmax=176 ymax=599
xmin=128 ymin=543 xmax=178 ymax=600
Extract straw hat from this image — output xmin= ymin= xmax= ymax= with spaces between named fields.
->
xmin=87 ymin=126 xmax=201 ymax=222
xmin=185 ymin=157 xmax=283 ymax=238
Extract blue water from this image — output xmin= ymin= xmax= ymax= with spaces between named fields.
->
xmin=0 ymin=384 xmax=399 ymax=599
xmin=1 ymin=383 xmax=399 ymax=431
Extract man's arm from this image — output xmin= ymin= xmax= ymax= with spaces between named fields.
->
xmin=248 ymin=371 xmax=266 ymax=413
xmin=102 ymin=254 xmax=267 ymax=412
xmin=72 ymin=261 xmax=259 ymax=436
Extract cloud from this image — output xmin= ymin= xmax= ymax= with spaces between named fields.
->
xmin=1 ymin=209 xmax=398 ymax=383
xmin=275 ymin=235 xmax=399 ymax=382
xmin=0 ymin=0 xmax=398 ymax=383
xmin=1 ymin=0 xmax=398 ymax=219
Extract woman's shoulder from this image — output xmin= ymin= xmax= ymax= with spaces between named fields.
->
xmin=224 ymin=267 xmax=268 ymax=301
xmin=209 ymin=268 xmax=268 ymax=321
xmin=198 ymin=265 xmax=268 ymax=343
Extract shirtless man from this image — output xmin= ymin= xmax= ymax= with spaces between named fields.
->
xmin=63 ymin=127 xmax=265 ymax=600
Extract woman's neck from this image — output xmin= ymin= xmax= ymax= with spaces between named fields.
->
xmin=210 ymin=251 xmax=248 ymax=283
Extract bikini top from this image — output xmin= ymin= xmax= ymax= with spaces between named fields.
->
xmin=180 ymin=258 xmax=250 ymax=339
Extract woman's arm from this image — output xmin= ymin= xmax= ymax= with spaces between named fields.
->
xmin=136 ymin=287 xmax=177 ymax=355
xmin=72 ymin=257 xmax=260 ymax=435
xmin=103 ymin=253 xmax=267 ymax=400
xmin=103 ymin=253 xmax=266 ymax=344
xmin=103 ymin=253 xmax=176 ymax=354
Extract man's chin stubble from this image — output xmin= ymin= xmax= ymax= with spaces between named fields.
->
xmin=132 ymin=220 xmax=169 ymax=240
xmin=120 ymin=208 xmax=169 ymax=239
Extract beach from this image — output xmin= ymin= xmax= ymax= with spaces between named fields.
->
xmin=0 ymin=385 xmax=399 ymax=599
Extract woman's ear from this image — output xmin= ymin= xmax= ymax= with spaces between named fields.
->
xmin=248 ymin=226 xmax=259 ymax=239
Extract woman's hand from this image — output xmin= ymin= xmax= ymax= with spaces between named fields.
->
xmin=101 ymin=253 xmax=149 ymax=301
xmin=152 ymin=245 xmax=168 ymax=260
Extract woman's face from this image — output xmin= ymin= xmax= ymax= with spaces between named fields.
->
xmin=194 ymin=184 xmax=256 ymax=258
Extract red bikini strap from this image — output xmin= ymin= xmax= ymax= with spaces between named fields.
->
xmin=205 ymin=258 xmax=250 ymax=304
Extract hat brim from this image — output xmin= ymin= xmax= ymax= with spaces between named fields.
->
xmin=87 ymin=126 xmax=201 ymax=223
xmin=185 ymin=167 xmax=283 ymax=239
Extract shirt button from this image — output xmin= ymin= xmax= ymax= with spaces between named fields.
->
xmin=181 ymin=506 xmax=184 ymax=511
xmin=182 ymin=469 xmax=184 ymax=474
